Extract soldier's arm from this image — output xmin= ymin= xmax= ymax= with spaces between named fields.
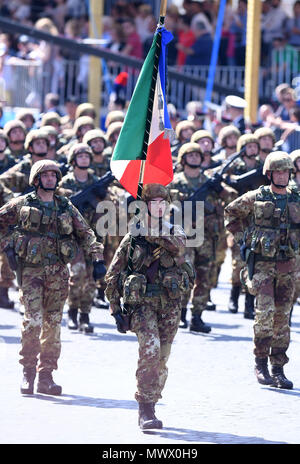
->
xmin=69 ymin=203 xmax=104 ymax=261
xmin=145 ymin=225 xmax=186 ymax=257
xmin=104 ymin=234 xmax=131 ymax=314
xmin=0 ymin=197 xmax=23 ymax=250
xmin=0 ymin=163 xmax=27 ymax=192
xmin=224 ymin=190 xmax=256 ymax=242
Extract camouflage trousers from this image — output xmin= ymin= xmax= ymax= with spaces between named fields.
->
xmin=293 ymin=255 xmax=300 ymax=303
xmin=19 ymin=263 xmax=69 ymax=371
xmin=209 ymin=230 xmax=227 ymax=289
xmin=130 ymin=294 xmax=181 ymax=403
xmin=245 ymin=259 xmax=295 ymax=366
xmin=230 ymin=241 xmax=244 ymax=286
xmin=181 ymin=236 xmax=216 ymax=314
xmin=0 ymin=252 xmax=15 ymax=288
xmin=68 ymin=248 xmax=95 ymax=313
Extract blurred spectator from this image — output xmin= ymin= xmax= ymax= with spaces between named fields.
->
xmin=0 ymin=1 xmax=10 ymax=18
xmin=274 ymin=86 xmax=297 ymax=120
xmin=16 ymin=35 xmax=32 ymax=60
xmin=184 ymin=0 xmax=213 ymax=34
xmin=286 ymin=0 xmax=300 ymax=47
xmin=122 ymin=18 xmax=143 ymax=59
xmin=184 ymin=20 xmax=213 ymax=66
xmin=219 ymin=5 xmax=236 ymax=66
xmin=61 ymin=95 xmax=78 ymax=129
xmin=230 ymin=0 xmax=247 ymax=66
xmin=107 ymin=22 xmax=126 ymax=53
xmin=44 ymin=0 xmax=68 ymax=33
xmin=261 ymin=0 xmax=289 ymax=62
xmin=258 ymin=103 xmax=275 ymax=126
xmin=176 ymin=15 xmax=196 ymax=66
xmin=66 ymin=0 xmax=87 ymax=20
xmin=164 ymin=13 xmax=179 ymax=65
xmin=135 ymin=4 xmax=155 ymax=45
xmin=271 ymin=35 xmax=300 ymax=76
xmin=44 ymin=92 xmax=62 ymax=115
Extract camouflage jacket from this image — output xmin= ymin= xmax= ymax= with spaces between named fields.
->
xmin=168 ymin=171 xmax=236 ymax=236
xmin=0 ymin=154 xmax=33 ymax=193
xmin=58 ymin=170 xmax=100 ymax=229
xmin=0 ymin=191 xmax=103 ymax=267
xmin=0 ymin=153 xmax=17 ymax=175
xmin=225 ymin=185 xmax=300 ymax=260
xmin=105 ymin=222 xmax=187 ymax=312
xmin=90 ymin=156 xmax=111 ymax=178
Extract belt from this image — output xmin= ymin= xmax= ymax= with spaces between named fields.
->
xmin=23 ymin=254 xmax=61 ymax=267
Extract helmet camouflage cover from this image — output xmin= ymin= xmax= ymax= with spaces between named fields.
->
xmin=236 ymin=133 xmax=260 ymax=153
xmin=141 ymin=183 xmax=170 ymax=202
xmin=67 ymin=142 xmax=93 ymax=164
xmin=177 ymin=142 xmax=203 ymax=165
xmin=263 ymin=151 xmax=295 ymax=175
xmin=29 ymin=159 xmax=62 ymax=186
xmin=24 ymin=129 xmax=50 ymax=151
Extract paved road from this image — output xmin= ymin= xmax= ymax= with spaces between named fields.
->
xmin=1 ymin=250 xmax=300 ymax=445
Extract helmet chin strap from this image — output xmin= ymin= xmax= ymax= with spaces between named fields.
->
xmin=36 ymin=173 xmax=58 ymax=191
xmin=185 ymin=161 xmax=201 ymax=169
xmin=270 ymin=171 xmax=290 ymax=189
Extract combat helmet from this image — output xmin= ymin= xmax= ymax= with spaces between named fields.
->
xmin=175 ymin=120 xmax=195 ymax=140
xmin=177 ymin=142 xmax=203 ymax=166
xmin=236 ymin=133 xmax=260 ymax=153
xmin=24 ymin=129 xmax=50 ymax=151
xmin=263 ymin=151 xmax=295 ymax=175
xmin=82 ymin=128 xmax=107 ymax=147
xmin=106 ymin=121 xmax=123 ymax=143
xmin=191 ymin=129 xmax=214 ymax=145
xmin=40 ymin=111 xmax=61 ymax=128
xmin=73 ymin=116 xmax=95 ymax=136
xmin=75 ymin=103 xmax=96 ymax=120
xmin=290 ymin=150 xmax=300 ymax=170
xmin=3 ymin=120 xmax=26 ymax=138
xmin=218 ymin=125 xmax=241 ymax=147
xmin=141 ymin=183 xmax=170 ymax=203
xmin=254 ymin=127 xmax=276 ymax=145
xmin=104 ymin=110 xmax=125 ymax=129
xmin=29 ymin=159 xmax=62 ymax=186
xmin=67 ymin=142 xmax=93 ymax=165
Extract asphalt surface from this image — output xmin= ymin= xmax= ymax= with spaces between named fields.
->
xmin=1 ymin=250 xmax=300 ymax=446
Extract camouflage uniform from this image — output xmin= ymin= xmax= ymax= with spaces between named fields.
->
xmin=58 ymin=166 xmax=100 ymax=319
xmin=0 ymin=162 xmax=103 ymax=376
xmin=105 ymin=184 xmax=189 ymax=428
xmin=225 ymin=152 xmax=299 ymax=389
xmin=0 ymin=180 xmax=15 ymax=307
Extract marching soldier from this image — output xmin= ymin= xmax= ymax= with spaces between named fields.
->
xmin=171 ymin=120 xmax=195 ymax=164
xmin=3 ymin=120 xmax=27 ymax=160
xmin=0 ymin=129 xmax=51 ymax=194
xmin=169 ymin=142 xmax=235 ymax=332
xmin=0 ymin=179 xmax=15 ymax=308
xmin=0 ymin=160 xmax=105 ymax=395
xmin=58 ymin=143 xmax=105 ymax=332
xmin=254 ymin=127 xmax=277 ymax=164
xmin=0 ymin=130 xmax=16 ymax=174
xmin=105 ymin=183 xmax=190 ymax=429
xmin=213 ymin=125 xmax=241 ymax=163
xmin=82 ymin=129 xmax=110 ymax=178
xmin=225 ymin=151 xmax=298 ymax=390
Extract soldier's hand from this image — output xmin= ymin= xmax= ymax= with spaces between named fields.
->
xmin=92 ymin=260 xmax=107 ymax=280
xmin=112 ymin=310 xmax=127 ymax=334
xmin=209 ymin=173 xmax=223 ymax=193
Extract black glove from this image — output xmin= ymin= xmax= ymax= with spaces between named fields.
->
xmin=92 ymin=260 xmax=107 ymax=280
xmin=209 ymin=173 xmax=223 ymax=193
xmin=112 ymin=311 xmax=127 ymax=334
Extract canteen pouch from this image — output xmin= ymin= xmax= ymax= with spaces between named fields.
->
xmin=260 ymin=231 xmax=277 ymax=258
xmin=14 ymin=233 xmax=30 ymax=258
xmin=162 ymin=267 xmax=182 ymax=299
xmin=288 ymin=203 xmax=300 ymax=224
xmin=25 ymin=237 xmax=43 ymax=265
xmin=19 ymin=206 xmax=42 ymax=232
xmin=122 ymin=272 xmax=147 ymax=305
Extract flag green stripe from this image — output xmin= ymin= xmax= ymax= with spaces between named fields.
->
xmin=112 ymin=34 xmax=158 ymax=161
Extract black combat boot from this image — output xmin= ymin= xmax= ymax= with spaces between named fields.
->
xmin=206 ymin=295 xmax=216 ymax=311
xmin=37 ymin=370 xmax=62 ymax=395
xmin=271 ymin=365 xmax=293 ymax=390
xmin=244 ymin=292 xmax=255 ymax=319
xmin=20 ymin=367 xmax=36 ymax=395
xmin=189 ymin=313 xmax=211 ymax=333
xmin=67 ymin=308 xmax=78 ymax=330
xmin=228 ymin=285 xmax=240 ymax=313
xmin=93 ymin=288 xmax=109 ymax=309
xmin=254 ymin=357 xmax=274 ymax=385
xmin=138 ymin=402 xmax=163 ymax=430
xmin=0 ymin=287 xmax=14 ymax=309
xmin=180 ymin=308 xmax=188 ymax=328
xmin=79 ymin=313 xmax=94 ymax=333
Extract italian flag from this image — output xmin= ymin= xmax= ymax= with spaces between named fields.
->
xmin=110 ymin=27 xmax=174 ymax=198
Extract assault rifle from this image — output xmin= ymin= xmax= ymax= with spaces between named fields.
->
xmin=70 ymin=170 xmax=115 ymax=214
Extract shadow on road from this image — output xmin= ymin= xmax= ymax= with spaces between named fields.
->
xmin=142 ymin=426 xmax=287 ymax=444
xmin=34 ymin=393 xmax=138 ymax=410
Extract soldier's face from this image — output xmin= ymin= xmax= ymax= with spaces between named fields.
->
xmin=9 ymin=127 xmax=25 ymax=143
xmin=32 ymin=138 xmax=48 ymax=155
xmin=269 ymin=169 xmax=290 ymax=186
xmin=226 ymin=134 xmax=238 ymax=148
xmin=186 ymin=151 xmax=202 ymax=166
xmin=259 ymin=135 xmax=273 ymax=150
xmin=90 ymin=137 xmax=105 ymax=154
xmin=39 ymin=170 xmax=57 ymax=189
xmin=245 ymin=143 xmax=259 ymax=157
xmin=75 ymin=152 xmax=91 ymax=167
xmin=181 ymin=128 xmax=193 ymax=141
xmin=198 ymin=137 xmax=213 ymax=153
xmin=148 ymin=197 xmax=167 ymax=218
xmin=0 ymin=138 xmax=6 ymax=152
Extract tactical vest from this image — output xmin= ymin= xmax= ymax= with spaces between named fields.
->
xmin=14 ymin=192 xmax=78 ymax=266
xmin=248 ymin=185 xmax=300 ymax=260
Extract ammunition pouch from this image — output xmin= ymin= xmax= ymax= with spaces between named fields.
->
xmin=59 ymin=237 xmax=78 ymax=264
xmin=19 ymin=206 xmax=42 ymax=232
xmin=121 ymin=272 xmax=147 ymax=306
xmin=161 ymin=266 xmax=190 ymax=299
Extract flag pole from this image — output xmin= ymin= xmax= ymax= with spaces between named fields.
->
xmin=124 ymin=0 xmax=169 ymax=307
